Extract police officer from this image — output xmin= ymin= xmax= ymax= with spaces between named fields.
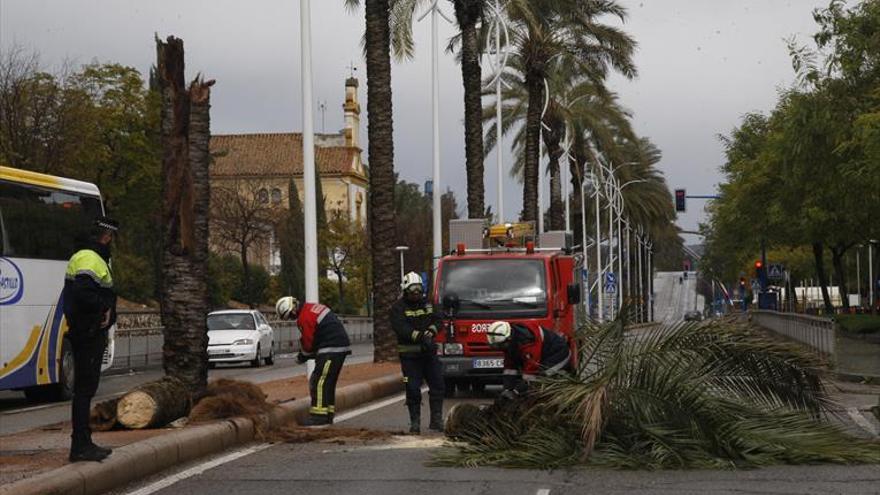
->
xmin=486 ymin=321 xmax=572 ymax=400
xmin=390 ymin=272 xmax=444 ymax=434
xmin=63 ymin=216 xmax=119 ymax=462
xmin=276 ymin=296 xmax=351 ymax=426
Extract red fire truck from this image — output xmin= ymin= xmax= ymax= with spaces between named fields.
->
xmin=431 ymin=221 xmax=582 ymax=396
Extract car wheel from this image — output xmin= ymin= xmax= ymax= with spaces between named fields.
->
xmin=250 ymin=345 xmax=262 ymax=368
xmin=265 ymin=344 xmax=275 ymax=365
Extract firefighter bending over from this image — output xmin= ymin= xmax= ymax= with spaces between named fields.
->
xmin=487 ymin=321 xmax=572 ymax=400
xmin=390 ymin=272 xmax=445 ymax=434
xmin=276 ymin=297 xmax=351 ymax=426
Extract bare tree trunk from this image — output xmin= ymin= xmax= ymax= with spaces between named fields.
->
xmin=240 ymin=244 xmax=251 ymax=307
xmin=831 ymin=243 xmax=850 ymax=310
xmin=454 ymin=0 xmax=485 ymax=219
xmin=364 ymin=0 xmax=398 ymax=362
xmin=812 ymin=242 xmax=834 ymax=315
xmin=157 ymin=36 xmax=214 ymax=395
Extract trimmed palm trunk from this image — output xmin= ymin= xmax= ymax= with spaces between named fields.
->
xmin=542 ymin=112 xmax=565 ymax=230
xmin=454 ymin=0 xmax=485 ymax=219
xmin=364 ymin=0 xmax=398 ymax=362
xmin=522 ymin=72 xmax=543 ymax=222
xmin=156 ymin=36 xmax=214 ymax=395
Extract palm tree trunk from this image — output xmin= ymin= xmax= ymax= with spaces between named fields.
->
xmin=542 ymin=115 xmax=565 ymax=231
xmin=454 ymin=0 xmax=485 ymax=219
xmin=812 ymin=242 xmax=834 ymax=314
xmin=364 ymin=0 xmax=398 ymax=362
xmin=522 ymin=73 xmax=542 ymax=223
xmin=156 ymin=36 xmax=213 ymax=395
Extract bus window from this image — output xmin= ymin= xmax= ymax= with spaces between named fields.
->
xmin=0 ymin=181 xmax=102 ymax=260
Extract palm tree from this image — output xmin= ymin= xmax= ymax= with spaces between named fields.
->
xmin=347 ymin=0 xmax=399 ymax=361
xmin=389 ymin=0 xmax=488 ymax=219
xmin=504 ymin=0 xmax=637 ymax=222
xmin=441 ymin=318 xmax=880 ymax=468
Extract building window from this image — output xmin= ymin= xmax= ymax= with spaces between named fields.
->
xmin=271 ymin=188 xmax=282 ymax=205
xmin=258 ymin=188 xmax=269 ymax=204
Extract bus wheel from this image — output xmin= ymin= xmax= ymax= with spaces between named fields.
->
xmin=24 ymin=338 xmax=74 ymax=402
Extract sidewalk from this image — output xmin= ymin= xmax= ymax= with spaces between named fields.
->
xmin=0 ymin=361 xmax=401 ymax=491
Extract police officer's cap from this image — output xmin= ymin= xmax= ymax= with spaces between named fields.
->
xmin=95 ymin=216 xmax=120 ymax=232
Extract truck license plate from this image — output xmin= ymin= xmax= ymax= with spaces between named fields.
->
xmin=473 ymin=358 xmax=504 ymax=369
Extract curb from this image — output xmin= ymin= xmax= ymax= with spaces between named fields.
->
xmin=0 ymin=373 xmax=404 ymax=495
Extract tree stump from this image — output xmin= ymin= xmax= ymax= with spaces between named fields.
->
xmin=117 ymin=376 xmax=192 ymax=429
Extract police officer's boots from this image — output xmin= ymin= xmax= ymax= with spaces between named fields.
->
xmin=407 ymin=402 xmax=421 ymax=434
xmin=428 ymin=398 xmax=444 ymax=432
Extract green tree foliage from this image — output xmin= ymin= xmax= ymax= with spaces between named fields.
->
xmin=703 ymin=1 xmax=880 ymax=312
xmin=277 ymin=178 xmax=305 ymax=301
xmin=0 ymin=50 xmax=162 ymax=303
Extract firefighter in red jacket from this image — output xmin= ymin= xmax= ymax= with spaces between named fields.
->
xmin=276 ymin=297 xmax=351 ymax=425
xmin=486 ymin=321 xmax=572 ymax=400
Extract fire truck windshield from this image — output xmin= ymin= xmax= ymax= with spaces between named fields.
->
xmin=438 ymin=259 xmax=547 ymax=318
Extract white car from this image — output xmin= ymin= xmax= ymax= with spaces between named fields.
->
xmin=207 ymin=310 xmax=275 ymax=367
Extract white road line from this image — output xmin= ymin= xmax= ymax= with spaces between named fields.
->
xmin=536 ymin=489 xmax=551 ymax=495
xmin=124 ymin=444 xmax=273 ymax=495
xmin=846 ymin=407 xmax=879 ymax=437
xmin=122 ymin=389 xmax=411 ymax=495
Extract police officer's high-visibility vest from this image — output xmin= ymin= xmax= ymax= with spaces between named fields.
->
xmin=65 ymin=249 xmax=113 ymax=288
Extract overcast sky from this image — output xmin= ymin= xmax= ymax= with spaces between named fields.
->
xmin=1 ymin=0 xmax=829 ymax=244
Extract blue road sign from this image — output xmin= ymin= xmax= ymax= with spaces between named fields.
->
xmin=604 ymin=272 xmax=617 ymax=293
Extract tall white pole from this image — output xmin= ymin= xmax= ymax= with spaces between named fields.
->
xmin=648 ymin=243 xmax=653 ymax=321
xmin=617 ymin=195 xmax=623 ymax=311
xmin=431 ymin=6 xmax=442 ymax=270
xmin=856 ymin=248 xmax=861 ymax=307
xmin=564 ymin=159 xmax=570 ymax=233
xmin=607 ymin=182 xmax=614 ymax=320
xmin=494 ymin=0 xmax=504 ymax=222
xmin=637 ymin=234 xmax=643 ymax=322
xmin=301 ymin=0 xmax=318 ymax=303
xmin=538 ymin=136 xmax=545 ymax=235
xmin=870 ymin=242 xmax=874 ymax=310
xmin=626 ymin=224 xmax=631 ymax=304
xmin=581 ymin=181 xmax=590 ymax=318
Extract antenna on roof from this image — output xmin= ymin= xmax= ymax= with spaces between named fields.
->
xmin=346 ymin=61 xmax=357 ymax=78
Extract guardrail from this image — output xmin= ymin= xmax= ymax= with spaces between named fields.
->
xmin=109 ymin=316 xmax=373 ymax=371
xmin=750 ymin=310 xmax=836 ymax=356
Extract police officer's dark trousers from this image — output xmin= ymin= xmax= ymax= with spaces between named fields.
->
xmin=309 ymin=352 xmax=347 ymax=422
xmin=70 ymin=329 xmax=107 ymax=450
xmin=400 ymin=352 xmax=445 ymax=432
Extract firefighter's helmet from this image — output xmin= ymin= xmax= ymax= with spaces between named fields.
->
xmin=486 ymin=321 xmax=512 ymax=345
xmin=275 ymin=296 xmax=299 ymax=320
xmin=401 ymin=272 xmax=423 ymax=293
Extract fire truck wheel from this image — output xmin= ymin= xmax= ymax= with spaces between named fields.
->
xmin=443 ymin=378 xmax=457 ymax=398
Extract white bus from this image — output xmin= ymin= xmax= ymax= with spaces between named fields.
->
xmin=0 ymin=165 xmax=115 ymax=401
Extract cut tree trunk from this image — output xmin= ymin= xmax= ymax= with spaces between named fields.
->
xmin=117 ymin=376 xmax=192 ymax=429
xmin=156 ymin=36 xmax=214 ymax=395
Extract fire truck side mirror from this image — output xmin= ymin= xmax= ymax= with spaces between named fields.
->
xmin=567 ymin=283 xmax=581 ymax=304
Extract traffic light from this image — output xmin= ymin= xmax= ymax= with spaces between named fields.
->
xmin=674 ymin=189 xmax=686 ymax=212
xmin=754 ymin=261 xmax=765 ymax=285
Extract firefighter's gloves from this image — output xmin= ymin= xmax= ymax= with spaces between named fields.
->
xmin=419 ymin=328 xmax=436 ymax=351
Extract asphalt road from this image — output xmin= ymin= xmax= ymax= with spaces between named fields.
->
xmin=111 ymin=388 xmax=880 ymax=495
xmin=0 ymin=343 xmax=375 ymax=435
xmin=654 ymin=271 xmax=705 ymax=323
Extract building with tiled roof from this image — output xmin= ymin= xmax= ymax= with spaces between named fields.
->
xmin=209 ymin=77 xmax=367 ymax=274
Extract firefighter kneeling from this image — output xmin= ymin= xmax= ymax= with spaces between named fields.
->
xmin=486 ymin=321 xmax=572 ymax=400
xmin=390 ymin=272 xmax=445 ymax=434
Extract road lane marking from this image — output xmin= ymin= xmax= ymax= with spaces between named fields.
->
xmin=537 ymin=489 xmax=551 ymax=495
xmin=846 ymin=407 xmax=879 ymax=437
xmin=122 ymin=388 xmax=416 ymax=495
xmin=124 ymin=443 xmax=273 ymax=495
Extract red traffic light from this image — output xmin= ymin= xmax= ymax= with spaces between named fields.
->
xmin=754 ymin=261 xmax=763 ymax=269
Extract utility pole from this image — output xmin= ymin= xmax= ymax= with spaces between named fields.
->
xmin=301 ymin=0 xmax=318 ymax=304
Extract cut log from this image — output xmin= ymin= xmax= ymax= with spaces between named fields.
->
xmin=91 ymin=397 xmax=120 ymax=431
xmin=117 ymin=376 xmax=192 ymax=429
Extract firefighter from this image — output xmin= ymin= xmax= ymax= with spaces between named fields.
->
xmin=390 ymin=272 xmax=445 ymax=434
xmin=63 ymin=216 xmax=119 ymax=462
xmin=486 ymin=321 xmax=572 ymax=400
xmin=275 ymin=296 xmax=351 ymax=426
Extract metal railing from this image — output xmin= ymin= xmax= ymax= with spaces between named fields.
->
xmin=109 ymin=316 xmax=373 ymax=371
xmin=750 ymin=310 xmax=836 ymax=356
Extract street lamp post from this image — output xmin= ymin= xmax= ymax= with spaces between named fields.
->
xmin=395 ymin=246 xmax=409 ymax=282
xmin=870 ymin=240 xmax=876 ymax=310
xmin=301 ymin=0 xmax=319 ymax=303
xmin=580 ymin=176 xmax=591 ymax=318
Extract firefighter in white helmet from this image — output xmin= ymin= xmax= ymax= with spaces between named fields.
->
xmin=486 ymin=321 xmax=572 ymax=400
xmin=390 ymin=272 xmax=445 ymax=433
xmin=276 ymin=296 xmax=351 ymax=425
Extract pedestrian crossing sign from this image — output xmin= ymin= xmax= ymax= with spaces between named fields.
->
xmin=767 ymin=263 xmax=784 ymax=280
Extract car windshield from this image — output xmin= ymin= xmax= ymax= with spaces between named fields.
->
xmin=207 ymin=313 xmax=256 ymax=330
xmin=438 ymin=259 xmax=547 ymax=318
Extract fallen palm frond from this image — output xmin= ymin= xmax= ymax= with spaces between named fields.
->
xmin=437 ymin=317 xmax=880 ymax=469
